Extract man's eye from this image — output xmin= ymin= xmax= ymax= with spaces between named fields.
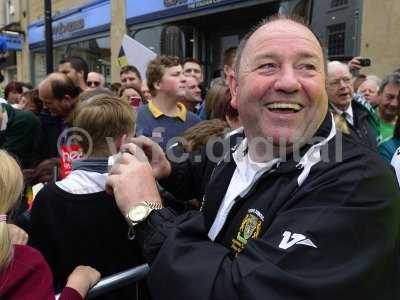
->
xmin=300 ymin=64 xmax=316 ymax=71
xmin=259 ymin=63 xmax=277 ymax=71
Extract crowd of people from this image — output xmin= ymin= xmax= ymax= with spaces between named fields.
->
xmin=0 ymin=14 xmax=400 ymax=300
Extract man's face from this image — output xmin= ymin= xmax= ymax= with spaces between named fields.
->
xmin=378 ymin=83 xmax=400 ymax=120
xmin=183 ymin=62 xmax=203 ymax=83
xmin=86 ymin=72 xmax=103 ymax=90
xmin=358 ymin=80 xmax=379 ymax=105
xmin=158 ymin=65 xmax=187 ymax=99
xmin=58 ymin=62 xmax=81 ymax=86
xmin=121 ymin=71 xmax=142 ymax=89
xmin=141 ymin=80 xmax=152 ymax=101
xmin=38 ymin=82 xmax=73 ymax=118
xmin=229 ymin=20 xmax=328 ymax=149
xmin=184 ymin=77 xmax=202 ymax=103
xmin=326 ymin=64 xmax=353 ymax=111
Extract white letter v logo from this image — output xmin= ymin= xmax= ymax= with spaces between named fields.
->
xmin=279 ymin=231 xmax=317 ymax=250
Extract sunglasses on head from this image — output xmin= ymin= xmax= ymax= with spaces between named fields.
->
xmin=87 ymin=81 xmax=100 ymax=87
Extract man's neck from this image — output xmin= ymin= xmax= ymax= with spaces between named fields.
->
xmin=180 ymin=99 xmax=197 ymax=112
xmin=152 ymin=94 xmax=180 ymax=116
xmin=332 ymin=102 xmax=351 ymax=112
xmin=79 ymin=82 xmax=88 ymax=91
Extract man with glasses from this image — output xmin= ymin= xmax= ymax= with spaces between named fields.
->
xmin=327 ymin=61 xmax=378 ymax=148
xmin=86 ymin=72 xmax=105 ymax=91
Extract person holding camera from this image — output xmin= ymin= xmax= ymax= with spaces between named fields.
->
xmin=107 ymin=16 xmax=400 ymax=300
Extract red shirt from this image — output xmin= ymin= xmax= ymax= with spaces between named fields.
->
xmin=0 ymin=244 xmax=82 ymax=300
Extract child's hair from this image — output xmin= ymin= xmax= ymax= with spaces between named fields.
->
xmin=73 ymin=94 xmax=136 ymax=154
xmin=0 ymin=150 xmax=24 ymax=270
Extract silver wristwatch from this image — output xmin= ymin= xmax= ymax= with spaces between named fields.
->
xmin=126 ymin=201 xmax=163 ymax=226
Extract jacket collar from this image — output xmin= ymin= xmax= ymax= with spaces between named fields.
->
xmin=202 ymin=112 xmax=337 ymax=228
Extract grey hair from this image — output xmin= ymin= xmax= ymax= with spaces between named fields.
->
xmin=378 ymin=73 xmax=400 ymax=95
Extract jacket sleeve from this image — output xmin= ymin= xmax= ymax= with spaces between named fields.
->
xmin=58 ymin=287 xmax=83 ymax=300
xmin=137 ymin=157 xmax=400 ymax=300
xmin=159 ymin=144 xmax=214 ymax=201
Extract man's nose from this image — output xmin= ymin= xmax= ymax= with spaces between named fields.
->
xmin=274 ymin=66 xmax=301 ymax=93
xmin=390 ymin=99 xmax=399 ymax=108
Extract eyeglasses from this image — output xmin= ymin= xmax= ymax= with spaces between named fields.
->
xmin=87 ymin=81 xmax=101 ymax=87
xmin=328 ymin=77 xmax=352 ymax=87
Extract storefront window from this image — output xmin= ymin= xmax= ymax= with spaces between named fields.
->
xmin=132 ymin=25 xmax=193 ymax=60
xmin=32 ymin=36 xmax=111 ymax=86
xmin=133 ymin=26 xmax=163 ymax=54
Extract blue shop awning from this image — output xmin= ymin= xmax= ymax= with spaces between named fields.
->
xmin=0 ymin=34 xmax=22 ymax=51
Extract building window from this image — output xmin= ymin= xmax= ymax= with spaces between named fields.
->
xmin=331 ymin=0 xmax=348 ymax=8
xmin=327 ymin=23 xmax=346 ymax=56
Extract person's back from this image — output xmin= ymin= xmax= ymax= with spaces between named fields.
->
xmin=30 ymin=183 xmax=144 ymax=299
xmin=0 ymin=150 xmax=100 ymax=300
xmin=29 ymin=95 xmax=147 ymax=299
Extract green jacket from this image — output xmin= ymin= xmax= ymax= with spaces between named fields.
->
xmin=0 ymin=103 xmax=42 ymax=168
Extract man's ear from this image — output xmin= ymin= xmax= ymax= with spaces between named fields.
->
xmin=115 ymin=134 xmax=127 ymax=151
xmin=228 ymin=72 xmax=239 ymax=109
xmin=63 ymin=94 xmax=73 ymax=103
xmin=153 ymin=80 xmax=162 ymax=91
xmin=77 ymin=70 xmax=84 ymax=81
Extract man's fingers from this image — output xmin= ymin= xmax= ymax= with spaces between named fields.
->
xmin=125 ymin=135 xmax=155 ymax=151
xmin=124 ymin=143 xmax=149 ymax=163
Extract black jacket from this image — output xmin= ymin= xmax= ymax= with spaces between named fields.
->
xmin=136 ymin=113 xmax=400 ymax=300
xmin=29 ymin=184 xmax=148 ymax=300
xmin=330 ymin=100 xmax=378 ymax=149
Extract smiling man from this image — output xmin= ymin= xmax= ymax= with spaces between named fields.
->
xmin=107 ymin=16 xmax=400 ymax=300
xmin=327 ymin=61 xmax=378 ymax=147
xmin=376 ymin=72 xmax=400 ymax=143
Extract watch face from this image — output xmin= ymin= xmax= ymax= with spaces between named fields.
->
xmin=128 ymin=203 xmax=150 ymax=223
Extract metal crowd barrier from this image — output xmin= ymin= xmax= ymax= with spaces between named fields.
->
xmin=56 ymin=264 xmax=150 ymax=299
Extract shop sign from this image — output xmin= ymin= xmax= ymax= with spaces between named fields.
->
xmin=28 ymin=0 xmax=111 ymax=47
xmin=188 ymin=0 xmax=224 ymax=9
xmin=0 ymin=34 xmax=22 ymax=51
xmin=164 ymin=0 xmax=224 ymax=8
xmin=53 ymin=18 xmax=85 ymax=40
xmin=127 ymin=0 xmax=243 ymax=22
xmin=164 ymin=0 xmax=188 ymax=8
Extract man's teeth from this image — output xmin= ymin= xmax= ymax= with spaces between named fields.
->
xmin=266 ymin=103 xmax=303 ymax=111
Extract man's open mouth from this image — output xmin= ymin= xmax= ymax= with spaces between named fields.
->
xmin=266 ymin=103 xmax=303 ymax=113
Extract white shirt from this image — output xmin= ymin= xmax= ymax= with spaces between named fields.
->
xmin=391 ymin=146 xmax=400 ymax=186
xmin=331 ymin=103 xmax=354 ymax=125
xmin=0 ymin=106 xmax=8 ymax=131
xmin=208 ymin=138 xmax=280 ymax=241
xmin=207 ymin=116 xmax=337 ymax=241
xmin=56 ymin=170 xmax=107 ymax=194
